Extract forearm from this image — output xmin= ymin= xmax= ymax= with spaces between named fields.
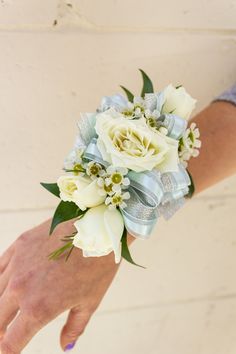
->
xmin=188 ymin=101 xmax=236 ymax=194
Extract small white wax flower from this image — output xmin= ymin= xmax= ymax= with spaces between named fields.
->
xmin=86 ymin=161 xmax=104 ymax=179
xmin=106 ymin=166 xmax=129 ymax=186
xmin=121 ymin=96 xmax=145 ymax=119
xmin=96 ymin=176 xmax=114 ymax=196
xmin=121 ymin=103 xmax=136 ymax=119
xmin=105 ymin=191 xmax=130 ymax=209
xmin=179 ymin=122 xmax=201 ymax=166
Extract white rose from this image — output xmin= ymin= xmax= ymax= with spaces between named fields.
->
xmin=73 ymin=204 xmax=124 ymax=263
xmin=162 ymin=84 xmax=197 ymax=120
xmin=155 ymin=131 xmax=179 ymax=172
xmin=57 ymin=175 xmax=78 ymax=202
xmin=95 ymin=110 xmax=179 ymax=173
xmin=57 ymin=175 xmax=105 ymax=210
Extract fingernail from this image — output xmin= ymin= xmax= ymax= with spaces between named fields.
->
xmin=65 ymin=342 xmax=76 ymax=351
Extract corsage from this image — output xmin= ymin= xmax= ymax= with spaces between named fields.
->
xmin=41 ymin=70 xmax=201 ymax=266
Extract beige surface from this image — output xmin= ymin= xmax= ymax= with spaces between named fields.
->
xmin=0 ymin=1 xmax=236 ymax=353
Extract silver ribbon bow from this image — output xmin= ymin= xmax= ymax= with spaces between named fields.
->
xmin=84 ymin=139 xmax=191 ymax=239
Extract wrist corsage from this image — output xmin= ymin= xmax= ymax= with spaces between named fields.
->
xmin=42 ymin=70 xmax=201 ymax=266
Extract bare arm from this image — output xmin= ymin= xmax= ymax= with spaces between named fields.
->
xmin=188 ymin=101 xmax=236 ymax=193
xmin=0 ymin=101 xmax=235 ymax=354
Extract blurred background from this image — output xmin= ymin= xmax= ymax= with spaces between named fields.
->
xmin=0 ymin=1 xmax=236 ymax=353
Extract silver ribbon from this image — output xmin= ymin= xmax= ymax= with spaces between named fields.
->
xmin=161 ymin=164 xmax=191 ymax=192
xmin=77 ymin=113 xmax=97 ymax=146
xmin=99 ymin=94 xmax=129 ymax=112
xmin=144 ymin=93 xmax=187 ymax=139
xmin=83 ymin=139 xmax=191 ymax=239
xmin=157 ymin=114 xmax=187 ymax=140
xmin=83 ymin=138 xmax=109 ymax=167
xmin=145 ymin=92 xmax=165 ymax=113
xmin=127 ymin=169 xmax=164 ymax=207
xmin=120 ymin=188 xmax=158 ymax=239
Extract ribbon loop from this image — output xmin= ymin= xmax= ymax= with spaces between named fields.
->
xmin=161 ymin=164 xmax=191 ymax=192
xmin=128 ymin=170 xmax=164 ymax=207
xmin=120 ymin=188 xmax=158 ymax=239
xmin=157 ymin=114 xmax=187 ymax=140
xmin=99 ymin=94 xmax=129 ymax=112
xmin=83 ymin=138 xmax=109 ymax=167
xmin=144 ymin=92 xmax=165 ymax=113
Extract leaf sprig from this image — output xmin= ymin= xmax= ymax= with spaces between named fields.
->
xmin=121 ymin=229 xmax=145 ymax=269
xmin=48 ymin=238 xmax=75 ymax=261
xmin=120 ymin=68 xmax=154 ymax=101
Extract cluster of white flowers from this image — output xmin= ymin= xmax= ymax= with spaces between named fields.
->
xmin=121 ymin=97 xmax=145 ymax=119
xmin=53 ymin=80 xmax=201 ymax=264
xmin=122 ymin=98 xmax=169 ymax=138
xmin=179 ymin=123 xmax=201 ymax=167
xmin=97 ymin=166 xmax=130 ymax=209
xmin=59 ymin=160 xmax=131 ymax=212
xmin=112 ymin=84 xmax=197 ymax=128
xmin=83 ymin=162 xmax=131 ymax=210
xmin=99 ymin=84 xmax=201 ymax=170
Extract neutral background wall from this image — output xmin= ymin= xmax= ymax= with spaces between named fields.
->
xmin=0 ymin=1 xmax=236 ymax=353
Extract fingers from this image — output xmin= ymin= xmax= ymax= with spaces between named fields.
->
xmin=0 ymin=309 xmax=18 ymax=339
xmin=0 ymin=312 xmax=43 ymax=354
xmin=0 ymin=245 xmax=14 ymax=274
xmin=0 ymin=245 xmax=15 ymax=297
xmin=0 ymin=263 xmax=12 ymax=297
xmin=60 ymin=307 xmax=91 ymax=351
xmin=0 ymin=290 xmax=19 ymax=337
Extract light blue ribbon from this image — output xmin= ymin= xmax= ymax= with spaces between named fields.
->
xmin=83 ymin=139 xmax=191 ymax=239
xmin=157 ymin=114 xmax=187 ymax=140
xmin=83 ymin=138 xmax=109 ymax=167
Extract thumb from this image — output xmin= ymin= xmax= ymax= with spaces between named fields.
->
xmin=60 ymin=307 xmax=91 ymax=351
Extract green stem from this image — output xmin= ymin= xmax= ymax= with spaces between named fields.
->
xmin=48 ymin=240 xmax=73 ymax=260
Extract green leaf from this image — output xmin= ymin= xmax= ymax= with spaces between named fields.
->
xmin=186 ymin=170 xmax=195 ymax=198
xmin=48 ymin=240 xmax=74 ymax=260
xmin=176 ymin=84 xmax=182 ymax=89
xmin=50 ymin=201 xmax=85 ymax=235
xmin=65 ymin=245 xmax=75 ymax=261
xmin=139 ymin=69 xmax=154 ymax=97
xmin=121 ymin=229 xmax=145 ymax=268
xmin=40 ymin=182 xmax=60 ymax=198
xmin=120 ymin=85 xmax=134 ymax=102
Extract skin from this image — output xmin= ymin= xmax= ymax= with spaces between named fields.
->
xmin=0 ymin=101 xmax=235 ymax=353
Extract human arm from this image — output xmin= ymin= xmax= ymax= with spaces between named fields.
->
xmin=188 ymin=100 xmax=236 ymax=193
xmin=0 ymin=97 xmax=235 ymax=354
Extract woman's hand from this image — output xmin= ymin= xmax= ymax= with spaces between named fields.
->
xmin=0 ymin=219 xmax=121 ymax=353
